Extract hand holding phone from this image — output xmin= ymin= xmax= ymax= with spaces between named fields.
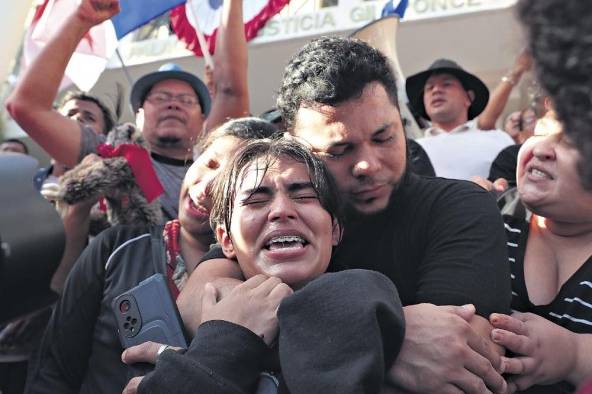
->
xmin=112 ymin=273 xmax=187 ymax=349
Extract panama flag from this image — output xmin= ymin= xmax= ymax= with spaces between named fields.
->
xmin=23 ymin=0 xmax=118 ymax=91
xmin=170 ymin=0 xmax=290 ymax=57
xmin=22 ymin=0 xmax=185 ymax=91
xmin=381 ymin=0 xmax=408 ymax=18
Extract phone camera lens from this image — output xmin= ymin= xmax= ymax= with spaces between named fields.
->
xmin=119 ymin=300 xmax=131 ymax=313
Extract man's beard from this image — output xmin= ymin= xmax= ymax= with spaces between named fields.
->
xmin=155 ymin=136 xmax=183 ymax=148
xmin=343 ymin=174 xmax=405 ymax=221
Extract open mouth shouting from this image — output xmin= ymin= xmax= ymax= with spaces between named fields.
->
xmin=261 ymin=231 xmax=310 ymax=260
xmin=264 ymin=235 xmax=309 ymax=251
xmin=525 ymin=162 xmax=554 ymax=182
xmin=185 ymin=195 xmax=209 ymax=221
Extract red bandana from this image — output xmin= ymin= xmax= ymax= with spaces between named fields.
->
xmin=97 ymin=143 xmax=164 ymax=202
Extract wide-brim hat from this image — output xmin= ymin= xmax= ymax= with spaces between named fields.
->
xmin=405 ymin=59 xmax=489 ymax=121
xmin=130 ymin=63 xmax=211 ymax=116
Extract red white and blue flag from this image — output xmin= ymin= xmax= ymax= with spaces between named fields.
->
xmin=22 ymin=0 xmax=187 ymax=91
xmin=23 ymin=0 xmax=119 ymax=91
xmin=22 ymin=0 xmax=287 ymax=89
xmin=170 ymin=0 xmax=290 ymax=57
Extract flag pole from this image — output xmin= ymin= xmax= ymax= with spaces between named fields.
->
xmin=114 ymin=48 xmax=135 ymax=115
xmin=115 ymin=49 xmax=134 ymax=86
xmin=186 ymin=0 xmax=214 ymax=69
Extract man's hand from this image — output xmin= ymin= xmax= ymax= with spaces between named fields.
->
xmin=388 ymin=304 xmax=507 ymax=394
xmin=471 ymin=176 xmax=509 ymax=194
xmin=75 ymin=0 xmax=120 ymax=27
xmin=512 ymin=49 xmax=533 ymax=76
xmin=490 ymin=312 xmax=577 ymax=392
xmin=121 ymin=341 xmax=182 ymax=394
xmin=201 ymin=275 xmax=293 ymax=346
xmin=177 ymin=258 xmax=244 ymax=336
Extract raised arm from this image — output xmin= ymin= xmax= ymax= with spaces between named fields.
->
xmin=477 ymin=50 xmax=532 ymax=131
xmin=5 ymin=0 xmax=119 ymax=167
xmin=203 ymin=0 xmax=249 ymax=131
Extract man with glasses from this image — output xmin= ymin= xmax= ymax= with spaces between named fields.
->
xmin=6 ymin=0 xmax=249 ymax=220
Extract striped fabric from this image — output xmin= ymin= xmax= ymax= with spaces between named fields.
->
xmin=503 ymin=213 xmax=592 ymax=334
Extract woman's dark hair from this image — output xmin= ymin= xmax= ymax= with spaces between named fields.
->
xmin=210 ymin=138 xmax=344 ymax=238
xmin=195 ymin=117 xmax=279 ymax=158
xmin=277 ymin=36 xmax=399 ymax=130
xmin=518 ymin=0 xmax=592 ymax=189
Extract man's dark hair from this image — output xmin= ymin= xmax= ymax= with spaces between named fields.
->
xmin=1 ymin=138 xmax=28 ymax=154
xmin=61 ymin=92 xmax=115 ymax=135
xmin=518 ymin=0 xmax=592 ymax=189
xmin=210 ymin=138 xmax=344 ymax=238
xmin=277 ymin=36 xmax=399 ymax=130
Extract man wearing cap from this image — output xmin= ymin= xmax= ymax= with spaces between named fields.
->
xmin=406 ymin=59 xmax=513 ymax=180
xmin=6 ymin=0 xmax=249 ymax=221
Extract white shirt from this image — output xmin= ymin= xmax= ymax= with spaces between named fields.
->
xmin=418 ymin=120 xmax=514 ymax=181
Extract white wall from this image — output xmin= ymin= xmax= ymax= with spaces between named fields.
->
xmin=1 ymin=2 xmax=33 ymax=84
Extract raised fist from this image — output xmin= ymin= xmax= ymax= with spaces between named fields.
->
xmin=75 ymin=0 xmax=120 ymax=27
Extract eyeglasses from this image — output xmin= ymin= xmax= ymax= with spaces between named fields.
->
xmin=145 ymin=91 xmax=200 ymax=107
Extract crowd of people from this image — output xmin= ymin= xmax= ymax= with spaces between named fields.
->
xmin=1 ymin=0 xmax=592 ymax=393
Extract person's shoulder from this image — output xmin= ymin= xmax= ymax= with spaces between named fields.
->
xmin=96 ymin=224 xmax=160 ymax=272
xmin=498 ymin=143 xmax=521 ymax=157
xmin=199 ymin=244 xmax=225 ymax=264
xmin=400 ymin=174 xmax=496 ymax=216
xmin=79 ymin=123 xmax=107 ymax=160
xmin=404 ymin=173 xmax=487 ymax=197
xmin=499 ymin=188 xmax=530 ymax=223
xmin=94 ymin=224 xmax=157 ymax=246
xmin=80 ymin=122 xmax=108 ymax=140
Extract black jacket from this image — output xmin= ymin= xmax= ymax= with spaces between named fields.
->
xmin=26 ymin=225 xmax=167 ymax=394
xmin=139 ymin=270 xmax=405 ymax=394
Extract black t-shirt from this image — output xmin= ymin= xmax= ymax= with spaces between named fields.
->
xmin=330 ymin=173 xmax=511 ymax=317
xmin=203 ymin=174 xmax=511 ymax=318
xmin=408 ymin=139 xmax=435 ymax=177
xmin=488 ymin=144 xmax=521 ymax=186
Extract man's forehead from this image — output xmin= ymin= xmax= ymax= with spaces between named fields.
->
xmin=292 ymin=107 xmax=347 ymax=147
xmin=150 ymin=78 xmax=195 ymax=94
xmin=239 ymin=157 xmax=310 ymax=187
xmin=426 ymin=72 xmax=462 ymax=85
xmin=62 ymin=99 xmax=101 ymax=114
xmin=0 ymin=142 xmax=26 ymax=153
